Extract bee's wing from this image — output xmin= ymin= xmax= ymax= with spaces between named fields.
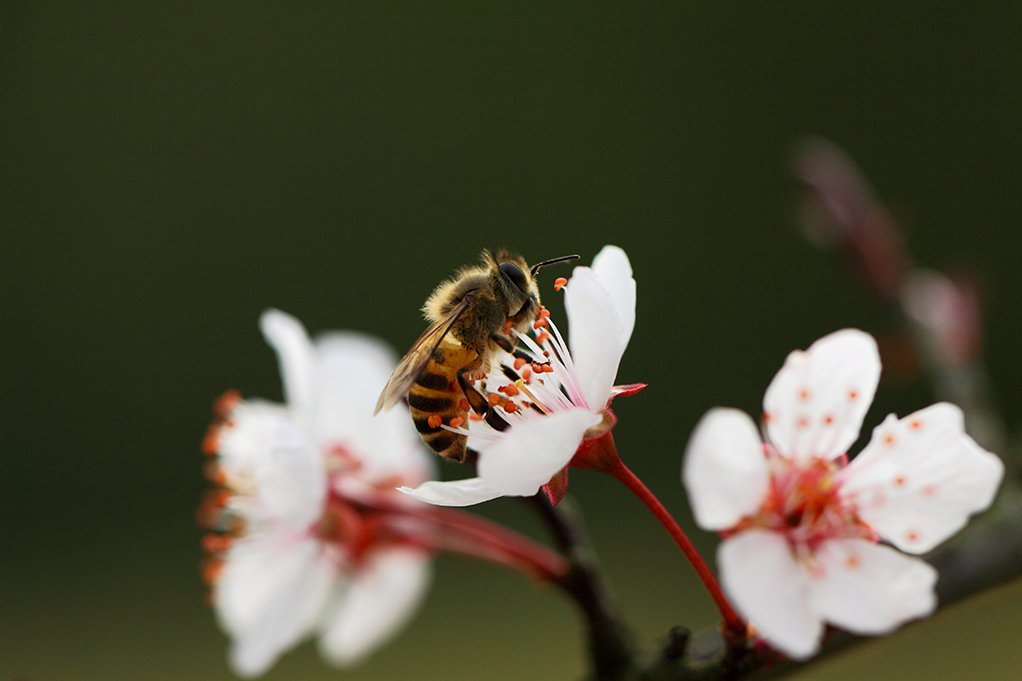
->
xmin=374 ymin=296 xmax=472 ymax=414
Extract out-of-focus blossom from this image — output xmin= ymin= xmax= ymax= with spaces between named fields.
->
xmin=401 ymin=245 xmax=643 ymax=507
xmin=902 ymin=268 xmax=983 ymax=368
xmin=200 ymin=310 xmax=435 ymax=677
xmin=683 ymin=329 xmax=1003 ymax=659
xmin=792 ymin=135 xmax=911 ymax=299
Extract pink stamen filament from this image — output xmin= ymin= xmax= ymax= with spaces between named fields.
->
xmin=515 ymin=379 xmax=553 ymax=414
xmin=403 ymin=506 xmax=568 ymax=581
xmin=328 ymin=492 xmax=567 ymax=582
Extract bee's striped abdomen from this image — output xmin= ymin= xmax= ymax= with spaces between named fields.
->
xmin=408 ymin=340 xmax=477 ymax=462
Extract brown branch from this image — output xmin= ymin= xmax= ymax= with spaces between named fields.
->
xmin=529 ymin=494 xmax=639 ymax=680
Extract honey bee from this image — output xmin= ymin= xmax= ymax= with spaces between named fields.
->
xmin=374 ymin=249 xmax=578 ymax=462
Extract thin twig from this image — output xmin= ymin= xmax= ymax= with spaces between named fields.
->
xmin=530 ymin=494 xmax=639 ymax=680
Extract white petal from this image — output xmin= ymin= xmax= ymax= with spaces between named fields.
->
xmin=260 ymin=309 xmax=317 ymax=431
xmin=313 ymin=332 xmax=435 ymax=485
xmin=253 ymin=432 xmax=327 ymax=528
xmin=319 ymin=547 xmax=432 ymax=667
xmin=216 ymin=534 xmax=333 ymax=677
xmin=398 ymin=477 xmax=505 ymax=507
xmin=215 ymin=531 xmax=316 ymax=635
xmin=216 ymin=403 xmax=326 ymax=527
xmin=589 ymin=245 xmax=636 ymax=348
xmin=478 ymin=410 xmax=601 ymax=497
xmin=683 ymin=408 xmax=771 ymax=530
xmin=807 ymin=539 xmax=937 ymax=635
xmin=564 ymin=268 xmax=627 ymax=409
xmin=216 ymin=400 xmax=289 ymax=476
xmin=718 ymin=530 xmax=823 ymax=659
xmin=840 ymin=403 xmax=1004 ymax=553
xmin=763 ymin=329 xmax=881 ymax=463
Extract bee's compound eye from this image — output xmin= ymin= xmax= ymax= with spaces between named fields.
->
xmin=498 ymin=262 xmax=528 ymax=290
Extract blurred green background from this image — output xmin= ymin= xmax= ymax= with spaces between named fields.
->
xmin=2 ymin=2 xmax=1020 ymax=679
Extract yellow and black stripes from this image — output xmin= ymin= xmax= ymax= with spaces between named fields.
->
xmin=406 ymin=340 xmax=478 ymax=462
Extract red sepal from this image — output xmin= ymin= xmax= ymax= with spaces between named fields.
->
xmin=542 ymin=467 xmax=570 ymax=506
xmin=609 ymin=383 xmax=646 ymax=401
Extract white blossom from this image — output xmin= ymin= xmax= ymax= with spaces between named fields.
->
xmin=683 ymin=329 xmax=1003 ymax=659
xmin=204 ymin=310 xmax=435 ymax=676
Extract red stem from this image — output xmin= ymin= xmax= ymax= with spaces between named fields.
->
xmin=416 ymin=505 xmax=569 ymax=581
xmin=610 ymin=460 xmax=746 ymax=641
xmin=336 ymin=493 xmax=568 ymax=582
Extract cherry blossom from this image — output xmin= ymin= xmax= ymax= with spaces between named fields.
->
xmin=683 ymin=329 xmax=1003 ymax=659
xmin=400 ymin=245 xmax=641 ymax=507
xmin=200 ymin=309 xmax=435 ymax=677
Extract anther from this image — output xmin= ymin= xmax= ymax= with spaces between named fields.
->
xmin=487 ymin=394 xmax=501 ymax=406
xmin=201 ymin=427 xmax=220 ymax=456
xmin=214 ymin=389 xmax=242 ymax=417
xmin=449 ymin=416 xmax=465 ymax=428
xmin=427 ymin=414 xmax=443 ymax=429
xmin=202 ymin=462 xmax=226 ymax=486
xmin=554 ymin=277 xmax=568 ymax=291
xmin=202 ymin=557 xmax=224 ymax=585
xmin=202 ymin=533 xmax=233 ymax=554
xmin=503 ymin=401 xmax=518 ymax=414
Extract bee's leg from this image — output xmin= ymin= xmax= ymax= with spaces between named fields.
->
xmin=457 ymin=370 xmax=490 ymax=417
xmin=488 ymin=333 xmax=514 ymax=353
xmin=490 ymin=331 xmax=554 ymax=368
xmin=456 ymin=369 xmax=510 ymax=432
xmin=514 ymin=347 xmax=538 ymax=363
xmin=484 ymin=408 xmax=510 ymax=431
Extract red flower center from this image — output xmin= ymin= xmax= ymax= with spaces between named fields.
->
xmin=731 ymin=447 xmax=875 ymax=553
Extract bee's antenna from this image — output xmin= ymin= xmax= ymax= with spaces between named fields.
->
xmin=530 ymin=254 xmax=580 ymax=276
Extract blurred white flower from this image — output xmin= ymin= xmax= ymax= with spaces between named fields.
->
xmin=400 ymin=245 xmax=641 ymax=507
xmin=201 ymin=309 xmax=435 ymax=677
xmin=683 ymin=329 xmax=1003 ymax=659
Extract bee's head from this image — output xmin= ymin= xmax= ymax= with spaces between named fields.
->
xmin=489 ymin=250 xmax=536 ymax=316
xmin=487 ymin=249 xmax=581 ymax=319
